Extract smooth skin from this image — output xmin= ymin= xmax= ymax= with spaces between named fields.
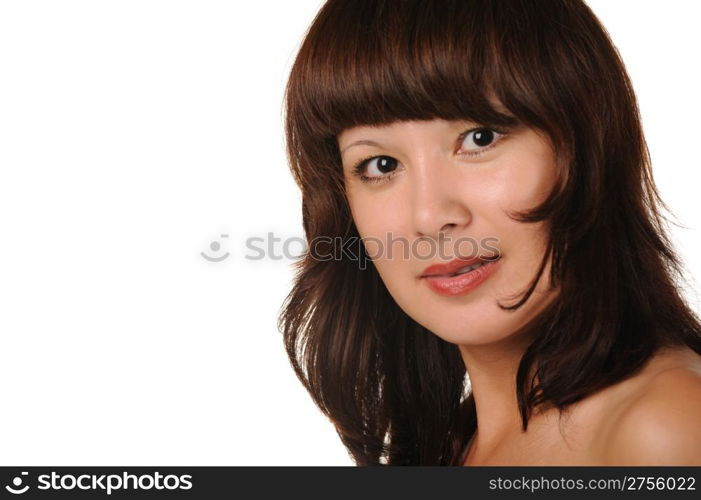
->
xmin=338 ymin=117 xmax=701 ymax=465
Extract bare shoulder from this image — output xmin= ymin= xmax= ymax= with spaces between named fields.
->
xmin=600 ymin=347 xmax=701 ymax=465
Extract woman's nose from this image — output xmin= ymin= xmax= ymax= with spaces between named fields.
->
xmin=410 ymin=157 xmax=472 ymax=241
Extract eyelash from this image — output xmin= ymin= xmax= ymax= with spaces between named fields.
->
xmin=350 ymin=126 xmax=508 ymax=185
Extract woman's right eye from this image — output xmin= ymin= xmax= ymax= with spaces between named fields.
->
xmin=351 ymin=155 xmax=400 ymax=184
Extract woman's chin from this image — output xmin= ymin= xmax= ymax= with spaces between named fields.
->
xmin=432 ymin=323 xmax=517 ymax=347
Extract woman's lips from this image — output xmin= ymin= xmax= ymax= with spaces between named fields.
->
xmin=420 ymin=255 xmax=482 ymax=278
xmin=421 ymin=256 xmax=502 ymax=297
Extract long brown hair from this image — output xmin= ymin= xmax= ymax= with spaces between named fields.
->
xmin=277 ymin=0 xmax=701 ymax=465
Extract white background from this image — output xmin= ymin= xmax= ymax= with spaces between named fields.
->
xmin=0 ymin=1 xmax=698 ymax=465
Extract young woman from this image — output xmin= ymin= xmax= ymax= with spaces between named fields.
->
xmin=278 ymin=0 xmax=701 ymax=465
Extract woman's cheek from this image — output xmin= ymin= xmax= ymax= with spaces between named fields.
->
xmin=352 ymin=196 xmax=397 ymax=249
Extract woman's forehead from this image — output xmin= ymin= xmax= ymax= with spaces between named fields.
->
xmin=338 ymin=119 xmax=467 ymax=143
xmin=336 ymin=103 xmax=516 ymax=144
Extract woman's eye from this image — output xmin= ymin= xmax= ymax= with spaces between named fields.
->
xmin=352 ymin=155 xmax=400 ymax=183
xmin=459 ymin=128 xmax=505 ymax=156
xmin=366 ymin=156 xmax=398 ymax=176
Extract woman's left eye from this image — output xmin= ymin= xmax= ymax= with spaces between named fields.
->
xmin=458 ymin=128 xmax=506 ymax=157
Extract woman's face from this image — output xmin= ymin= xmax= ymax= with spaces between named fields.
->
xmin=337 ymin=118 xmax=560 ymax=345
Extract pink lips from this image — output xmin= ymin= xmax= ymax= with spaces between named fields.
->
xmin=420 ymin=255 xmax=502 ymax=297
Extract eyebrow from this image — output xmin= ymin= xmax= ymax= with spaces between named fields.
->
xmin=340 ymin=139 xmax=383 ymax=155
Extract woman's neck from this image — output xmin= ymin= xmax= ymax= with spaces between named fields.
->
xmin=458 ymin=334 xmax=534 ymax=449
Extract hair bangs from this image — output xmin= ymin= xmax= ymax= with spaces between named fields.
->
xmin=285 ymin=0 xmax=538 ymax=141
